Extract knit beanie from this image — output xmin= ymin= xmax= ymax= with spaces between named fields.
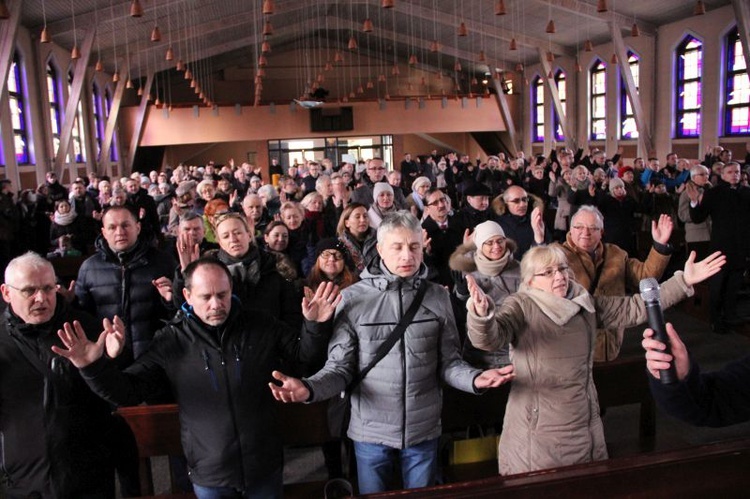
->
xmin=373 ymin=182 xmax=394 ymax=199
xmin=473 ymin=221 xmax=506 ymax=248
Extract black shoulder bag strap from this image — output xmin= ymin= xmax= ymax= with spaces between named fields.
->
xmin=345 ymin=282 xmax=428 ymax=395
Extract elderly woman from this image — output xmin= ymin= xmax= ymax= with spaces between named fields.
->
xmin=466 ymin=245 xmax=724 ymax=475
xmin=548 ymin=169 xmax=573 ymax=242
xmin=337 ymin=202 xmax=377 ymax=276
xmin=367 ymin=182 xmax=396 ymax=230
xmin=406 ymin=176 xmax=431 ymax=220
xmin=450 ymin=221 xmax=521 ymax=368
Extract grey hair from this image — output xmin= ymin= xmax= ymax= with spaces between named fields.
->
xmin=257 ymin=184 xmax=278 ymax=200
xmin=519 ymin=245 xmax=569 ymax=285
xmin=570 ymin=205 xmax=604 ymax=229
xmin=376 ymin=210 xmax=422 ymax=245
xmin=243 ymin=193 xmax=261 ymax=204
xmin=5 ymin=252 xmax=54 ymax=284
xmin=690 ymin=164 xmax=709 ymax=179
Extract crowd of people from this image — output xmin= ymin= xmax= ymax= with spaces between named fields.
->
xmin=0 ymin=142 xmax=748 ymax=498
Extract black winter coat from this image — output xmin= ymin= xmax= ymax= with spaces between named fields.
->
xmin=0 ymin=301 xmax=115 ymax=498
xmin=690 ymin=183 xmax=750 ymax=269
xmin=75 ymin=236 xmax=177 ymax=366
xmin=80 ymin=302 xmax=331 ymax=489
xmin=173 ymin=246 xmax=302 ymax=331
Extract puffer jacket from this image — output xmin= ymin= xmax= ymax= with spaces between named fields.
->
xmin=0 ymin=301 xmax=115 ymax=498
xmin=80 ymin=301 xmax=331 ymax=490
xmin=558 ymin=235 xmax=670 ymax=361
xmin=75 ymin=236 xmax=177 ymax=366
xmin=449 ymin=242 xmax=522 ymax=367
xmin=467 ymin=272 xmax=693 ymax=475
xmin=305 ymin=258 xmax=481 ymax=449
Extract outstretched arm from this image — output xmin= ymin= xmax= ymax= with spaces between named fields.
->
xmin=269 ymin=370 xmax=310 ymax=403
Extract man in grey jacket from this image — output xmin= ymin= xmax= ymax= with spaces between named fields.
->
xmin=270 ymin=211 xmax=513 ymax=494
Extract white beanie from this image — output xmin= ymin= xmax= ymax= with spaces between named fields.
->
xmin=373 ymin=182 xmax=394 ymax=199
xmin=473 ymin=221 xmax=506 ymax=248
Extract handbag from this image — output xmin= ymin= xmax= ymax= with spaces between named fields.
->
xmin=328 ymin=283 xmax=429 ymax=437
xmin=449 ymin=424 xmax=499 ymax=465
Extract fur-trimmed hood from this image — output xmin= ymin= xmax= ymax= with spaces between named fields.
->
xmin=449 ymin=240 xmax=519 ymax=273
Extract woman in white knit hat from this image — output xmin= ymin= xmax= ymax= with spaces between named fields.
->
xmin=367 ymin=182 xmax=397 ymax=230
xmin=449 ymin=220 xmax=522 ymax=368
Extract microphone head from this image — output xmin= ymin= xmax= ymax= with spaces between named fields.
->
xmin=639 ymin=277 xmax=661 ymax=302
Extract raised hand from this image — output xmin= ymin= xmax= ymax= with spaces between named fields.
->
xmin=531 ymin=206 xmax=545 ymax=244
xmin=51 ymin=320 xmax=105 ymax=368
xmin=473 ymin=364 xmax=516 ymax=389
xmin=302 ymin=281 xmax=341 ymax=322
xmin=152 ymin=277 xmax=173 ymax=302
xmin=56 ymin=280 xmax=76 ymax=304
xmin=177 ymin=231 xmax=201 ymax=271
xmin=103 ymin=315 xmax=126 ymax=359
xmin=466 ymin=275 xmax=489 ymax=317
xmin=651 ymin=214 xmax=674 ymax=246
xmin=685 ymin=182 xmax=701 ymax=204
xmin=683 ymin=251 xmax=726 ymax=287
xmin=463 ymin=228 xmax=473 ymax=246
xmin=268 ymin=370 xmax=310 ymax=403
xmin=642 ymin=323 xmax=689 ymax=381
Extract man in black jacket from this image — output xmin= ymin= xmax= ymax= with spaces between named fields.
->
xmin=688 ymin=161 xmax=750 ymax=334
xmin=0 ymin=252 xmax=117 ymax=498
xmin=54 ymin=258 xmax=339 ymax=499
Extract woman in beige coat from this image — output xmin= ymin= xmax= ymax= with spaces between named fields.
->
xmin=465 ymin=245 xmax=725 ymax=475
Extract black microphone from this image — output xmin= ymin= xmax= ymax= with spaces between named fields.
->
xmin=639 ymin=278 xmax=677 ymax=384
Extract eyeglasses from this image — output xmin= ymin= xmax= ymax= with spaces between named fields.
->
xmin=5 ymin=283 xmax=57 ymax=298
xmin=482 ymin=238 xmax=507 ymax=248
xmin=507 ymin=197 xmax=529 ymax=204
xmin=533 ymin=266 xmax=569 ymax=278
xmin=367 ymin=167 xmax=386 ymax=172
xmin=571 ymin=225 xmax=601 ymax=232
xmin=426 ymin=197 xmax=448 ymax=206
xmin=319 ymin=250 xmax=344 ymax=261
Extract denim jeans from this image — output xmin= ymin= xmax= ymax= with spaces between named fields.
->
xmin=192 ymin=467 xmax=282 ymax=499
xmin=353 ymin=438 xmax=439 ymax=494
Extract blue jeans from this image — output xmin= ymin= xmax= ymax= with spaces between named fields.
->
xmin=353 ymin=438 xmax=439 ymax=494
xmin=192 ymin=468 xmax=282 ymax=499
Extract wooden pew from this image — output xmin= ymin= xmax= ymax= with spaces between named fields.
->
xmin=115 ymin=400 xmax=337 ymax=498
xmin=364 ymin=437 xmax=750 ymax=498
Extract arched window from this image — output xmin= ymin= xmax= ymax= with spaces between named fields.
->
xmin=620 ymin=51 xmax=640 ymax=139
xmin=92 ymin=82 xmax=105 ymax=159
xmin=105 ymin=87 xmax=119 ymax=161
xmin=675 ymin=35 xmax=702 ymax=138
xmin=47 ymin=62 xmax=63 ymax=156
xmin=532 ymin=75 xmax=544 ymax=142
xmin=553 ymin=70 xmax=566 ymax=142
xmin=67 ymin=70 xmax=86 ymax=163
xmin=724 ymin=26 xmax=749 ymax=136
xmin=590 ymin=59 xmax=607 ymax=140
xmin=8 ymin=51 xmax=31 ymax=164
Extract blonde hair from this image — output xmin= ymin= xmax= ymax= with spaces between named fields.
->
xmin=520 ymin=245 xmax=569 ymax=284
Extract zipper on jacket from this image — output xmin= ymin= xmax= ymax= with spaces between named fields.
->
xmin=233 ymin=344 xmax=242 ymax=383
xmin=218 ymin=346 xmax=247 ymax=489
xmin=202 ymin=350 xmax=219 ymax=392
xmin=399 ymin=282 xmax=407 ymax=450
xmin=0 ymin=431 xmax=13 ymax=487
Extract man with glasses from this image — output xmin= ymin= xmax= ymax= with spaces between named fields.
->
xmin=497 ymin=186 xmax=547 ymax=260
xmin=678 ymin=164 xmax=712 ymax=260
xmin=422 ymin=188 xmax=464 ymax=288
xmin=0 ymin=252 xmax=118 ymax=497
xmin=688 ymin=161 xmax=750 ymax=334
xmin=351 ymin=157 xmax=406 ymax=209
xmin=558 ymin=205 xmax=673 ymax=361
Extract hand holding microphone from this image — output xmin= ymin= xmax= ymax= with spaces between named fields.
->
xmin=640 ymin=278 xmax=678 ymax=384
